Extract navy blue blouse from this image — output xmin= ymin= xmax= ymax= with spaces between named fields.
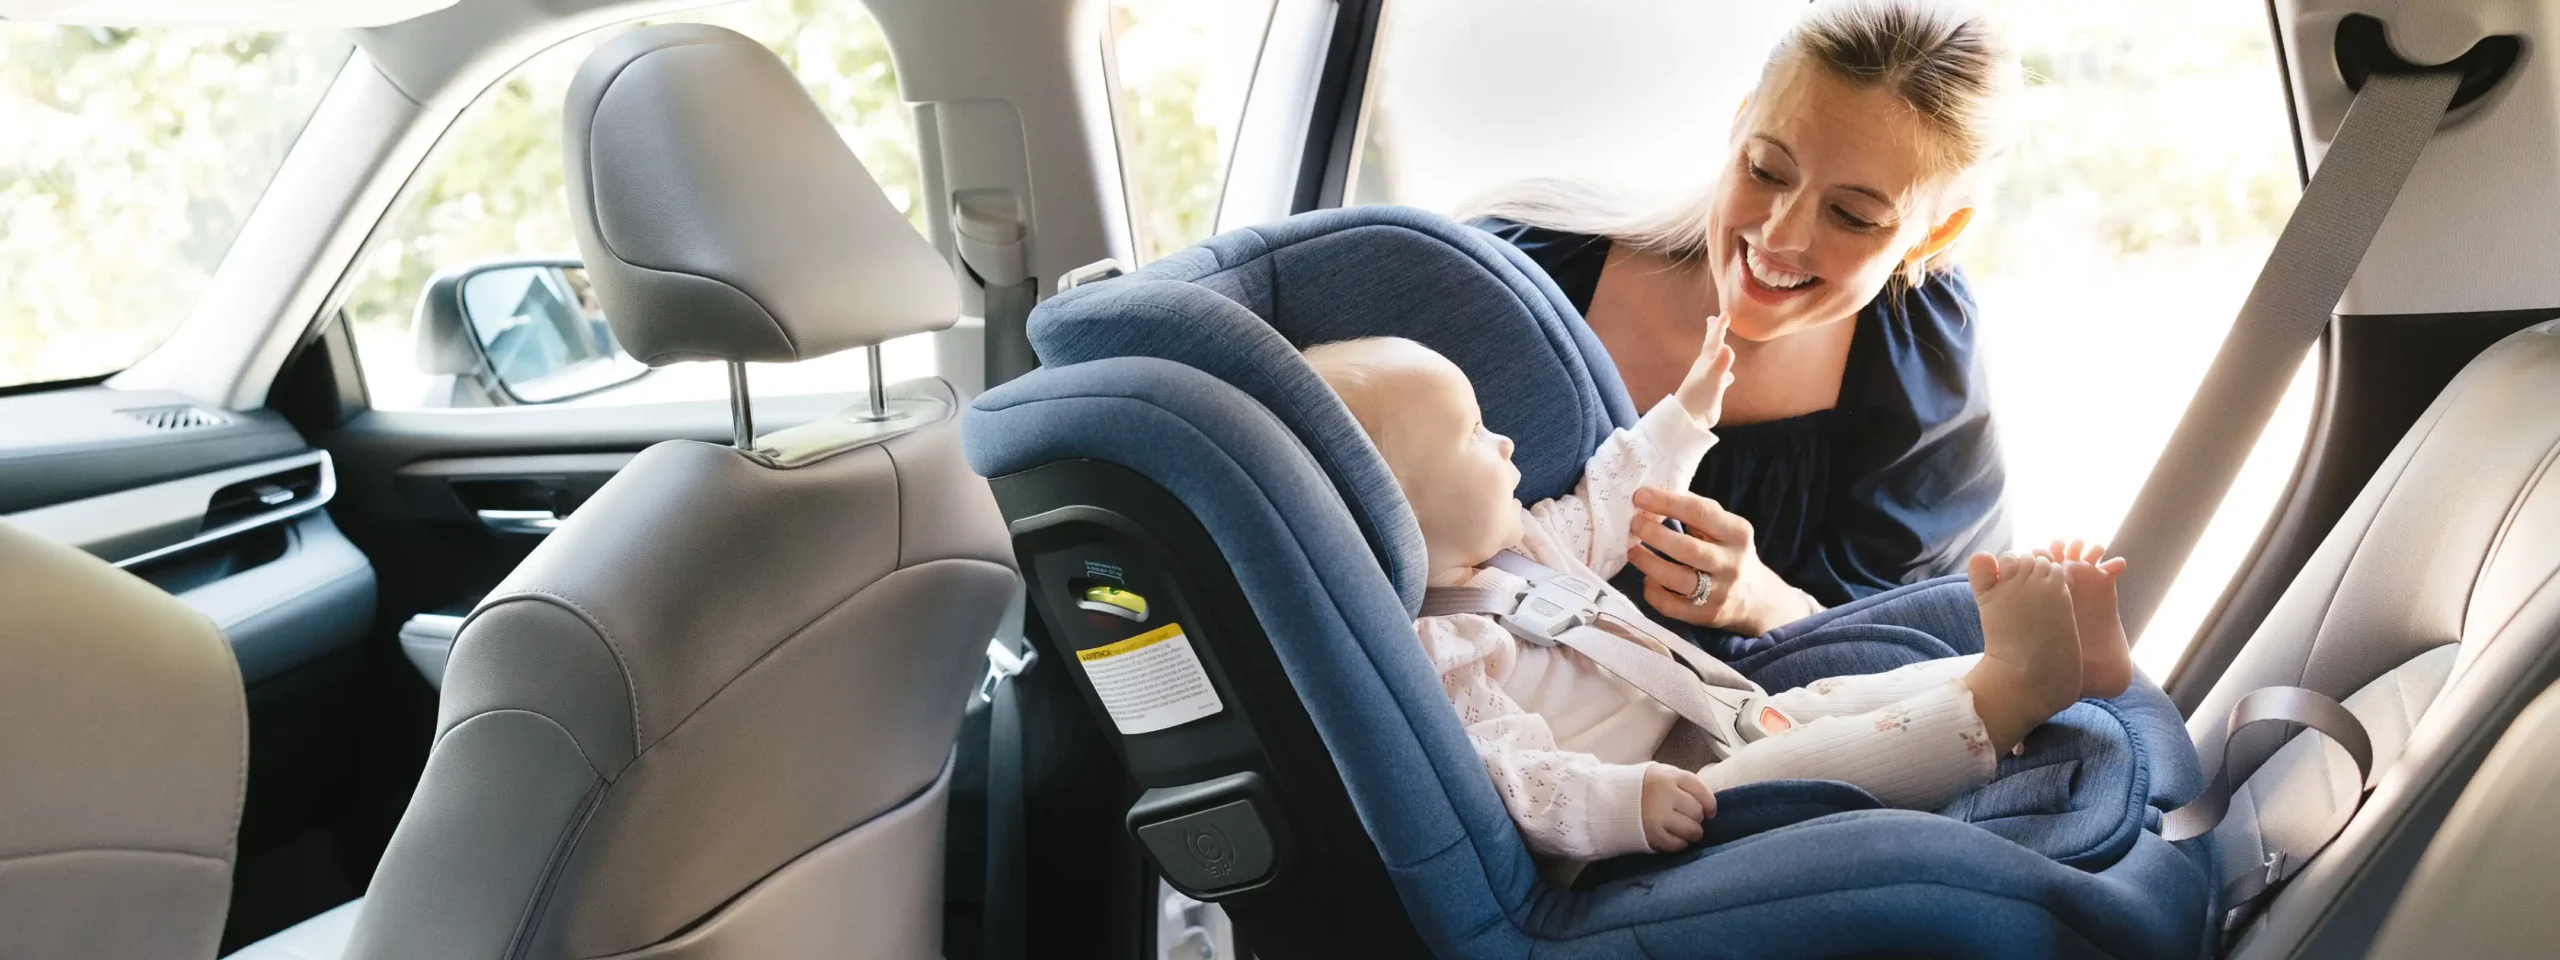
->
xmin=1477 ymin=219 xmax=2012 ymax=616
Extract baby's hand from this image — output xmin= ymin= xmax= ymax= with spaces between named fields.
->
xmin=1640 ymin=762 xmax=1717 ymax=852
xmin=1673 ymin=315 xmax=1737 ymax=429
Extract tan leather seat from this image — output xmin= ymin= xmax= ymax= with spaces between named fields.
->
xmin=231 ymin=23 xmax=1014 ymax=960
xmin=2190 ymin=320 xmax=2560 ymax=958
xmin=0 ymin=520 xmax=248 ymax=960
xmin=2364 ymin=678 xmax=2560 ymax=959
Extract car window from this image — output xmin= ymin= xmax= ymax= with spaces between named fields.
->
xmin=1103 ymin=0 xmax=1275 ymax=263
xmin=344 ymin=0 xmax=931 ymax=411
xmin=1350 ymin=0 xmax=2308 ymax=672
xmin=0 ymin=26 xmax=352 ymax=389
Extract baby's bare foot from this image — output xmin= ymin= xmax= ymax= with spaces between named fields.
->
xmin=2039 ymin=540 xmax=2134 ymax=700
xmin=1964 ymin=552 xmax=2082 ymax=752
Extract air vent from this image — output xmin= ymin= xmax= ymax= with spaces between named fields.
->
xmin=120 ymin=404 xmax=230 ymax=431
xmin=203 ymin=464 xmax=324 ymax=530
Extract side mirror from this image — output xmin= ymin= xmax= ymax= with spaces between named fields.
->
xmin=415 ymin=259 xmax=648 ymax=405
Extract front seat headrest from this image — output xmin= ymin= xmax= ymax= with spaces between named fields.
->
xmin=563 ymin=23 xmax=956 ymax=366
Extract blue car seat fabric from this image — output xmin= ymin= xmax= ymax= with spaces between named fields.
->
xmin=1026 ymin=205 xmax=1639 ymax=612
xmin=964 ymin=207 xmax=2209 ymax=957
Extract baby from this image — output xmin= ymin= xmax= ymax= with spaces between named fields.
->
xmin=1305 ymin=322 xmax=2132 ymax=865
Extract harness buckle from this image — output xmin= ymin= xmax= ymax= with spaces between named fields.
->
xmin=1501 ymin=575 xmax=1604 ymax=648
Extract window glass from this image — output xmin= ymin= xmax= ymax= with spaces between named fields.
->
xmin=346 ymin=0 xmax=930 ymax=411
xmin=1351 ymin=0 xmax=2309 ymax=675
xmin=1104 ymin=0 xmax=1276 ymax=263
xmin=0 ymin=26 xmax=352 ymax=388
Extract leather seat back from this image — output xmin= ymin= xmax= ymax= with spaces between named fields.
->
xmin=2364 ymin=678 xmax=2560 ymax=959
xmin=0 ymin=520 xmax=247 ymax=959
xmin=342 ymin=24 xmax=1014 ymax=959
xmin=2193 ymin=320 xmax=2560 ymax=957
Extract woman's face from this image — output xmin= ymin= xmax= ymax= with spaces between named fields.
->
xmin=1707 ymin=63 xmax=1962 ymax=342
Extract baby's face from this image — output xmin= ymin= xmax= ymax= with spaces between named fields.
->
xmin=1375 ymin=358 xmax=1524 ymax=572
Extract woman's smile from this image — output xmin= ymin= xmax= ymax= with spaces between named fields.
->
xmin=1738 ymin=237 xmax=1822 ymax=302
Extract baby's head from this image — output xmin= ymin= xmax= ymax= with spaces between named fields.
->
xmin=1304 ymin=337 xmax=1523 ymax=578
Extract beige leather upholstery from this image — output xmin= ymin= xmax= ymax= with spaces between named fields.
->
xmin=562 ymin=23 xmax=959 ymax=366
xmin=228 ymin=24 xmax=1011 ymax=960
xmin=2197 ymin=320 xmax=2560 ymax=957
xmin=2365 ymin=679 xmax=2560 ymax=959
xmin=0 ymin=519 xmax=248 ymax=960
xmin=336 ymin=379 xmax=1010 ymax=959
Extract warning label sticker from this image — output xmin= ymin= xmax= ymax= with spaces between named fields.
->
xmin=1076 ymin=623 xmax=1223 ymax=735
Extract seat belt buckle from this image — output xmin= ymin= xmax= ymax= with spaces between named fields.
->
xmin=978 ymin=639 xmax=1038 ymax=703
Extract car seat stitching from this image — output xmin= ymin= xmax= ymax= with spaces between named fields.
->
xmin=2287 ymin=366 xmax=2481 ymax=691
xmin=0 ymin=846 xmax=234 ymax=866
xmin=469 ymin=592 xmax=645 ymax=761
xmin=882 ymin=433 xmax=907 ymax=566
xmin=645 ymin=557 xmax=1016 ymax=749
xmin=621 ymin=761 xmax=959 ymax=955
xmin=2465 ymin=428 xmax=2560 ymax=639
xmin=432 ymin=708 xmax=608 ymax=778
xmin=505 ymin=774 xmax=609 ymax=960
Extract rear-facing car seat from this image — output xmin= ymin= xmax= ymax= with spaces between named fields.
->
xmin=963 ymin=206 xmax=2212 ymax=958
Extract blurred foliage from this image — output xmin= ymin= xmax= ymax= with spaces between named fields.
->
xmin=341 ymin=0 xmax=924 ymax=351
xmin=1965 ymin=0 xmax=2300 ymax=276
xmin=1108 ymin=0 xmax=1267 ymax=263
xmin=0 ymin=26 xmax=350 ymax=386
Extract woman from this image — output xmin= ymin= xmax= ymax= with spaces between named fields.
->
xmin=1469 ymin=0 xmax=2016 ymax=656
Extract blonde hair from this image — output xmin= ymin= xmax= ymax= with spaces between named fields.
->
xmin=1304 ymin=336 xmax=1450 ymax=462
xmin=1458 ymin=0 xmax=2019 ymax=285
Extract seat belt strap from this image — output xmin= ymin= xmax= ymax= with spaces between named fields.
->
xmin=1422 ymin=551 xmax=1788 ymax=764
xmin=2159 ymin=685 xmax=2375 ymax=932
xmin=2109 ymin=69 xmax=2462 ymax=635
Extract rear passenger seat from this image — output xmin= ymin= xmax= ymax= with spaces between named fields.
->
xmin=2363 ymin=676 xmax=2560 ymax=959
xmin=2187 ymin=319 xmax=2560 ymax=958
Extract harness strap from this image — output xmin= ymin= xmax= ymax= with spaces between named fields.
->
xmin=1426 ymin=550 xmax=1783 ymax=765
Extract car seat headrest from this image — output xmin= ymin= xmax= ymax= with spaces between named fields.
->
xmin=563 ymin=23 xmax=955 ymax=367
xmin=1026 ymin=206 xmax=1637 ymax=611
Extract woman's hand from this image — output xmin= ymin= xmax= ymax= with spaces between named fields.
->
xmin=1623 ymin=486 xmax=1822 ymax=636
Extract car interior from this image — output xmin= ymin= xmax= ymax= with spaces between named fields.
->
xmin=5 ymin=0 xmax=2560 ymax=957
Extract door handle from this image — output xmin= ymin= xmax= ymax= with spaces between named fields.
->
xmin=476 ymin=509 xmax=564 ymax=536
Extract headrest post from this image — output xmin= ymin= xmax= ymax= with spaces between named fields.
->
xmin=851 ymin=344 xmax=905 ymax=423
xmin=728 ymin=360 xmax=756 ymax=450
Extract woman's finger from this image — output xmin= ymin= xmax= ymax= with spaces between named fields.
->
xmin=1631 ymin=518 xmax=1730 ymax=573
xmin=1626 ymin=542 xmax=1704 ymax=592
xmin=1678 ymin=494 xmax=1755 ymax=544
xmin=1645 ymin=580 xmax=1726 ymax=626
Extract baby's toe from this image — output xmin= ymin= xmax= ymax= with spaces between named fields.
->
xmin=1967 ymin=552 xmax=2002 ymax=597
